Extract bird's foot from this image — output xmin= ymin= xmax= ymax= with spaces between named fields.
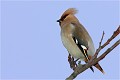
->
xmin=68 ymin=54 xmax=78 ymax=70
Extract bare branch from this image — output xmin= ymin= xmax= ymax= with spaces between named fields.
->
xmin=101 ymin=26 xmax=120 ymax=48
xmin=99 ymin=31 xmax=105 ymax=47
xmin=66 ymin=39 xmax=120 ymax=80
xmin=98 ymin=39 xmax=120 ymax=61
xmin=66 ymin=26 xmax=120 ymax=80
xmin=93 ymin=31 xmax=105 ymax=59
xmin=94 ymin=26 xmax=120 ymax=58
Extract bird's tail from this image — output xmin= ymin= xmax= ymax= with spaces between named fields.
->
xmin=94 ymin=63 xmax=105 ymax=74
xmin=90 ymin=66 xmax=94 ymax=72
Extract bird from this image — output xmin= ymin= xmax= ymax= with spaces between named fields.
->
xmin=57 ymin=8 xmax=105 ymax=74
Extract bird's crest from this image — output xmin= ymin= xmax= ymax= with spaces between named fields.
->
xmin=60 ymin=8 xmax=78 ymax=21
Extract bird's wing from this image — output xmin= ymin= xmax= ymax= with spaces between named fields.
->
xmin=71 ymin=22 xmax=95 ymax=55
xmin=72 ymin=36 xmax=89 ymax=61
xmin=71 ymin=22 xmax=94 ymax=61
xmin=73 ymin=36 xmax=94 ymax=72
xmin=71 ymin=22 xmax=94 ymax=72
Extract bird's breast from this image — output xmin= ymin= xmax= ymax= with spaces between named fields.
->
xmin=61 ymin=24 xmax=85 ymax=59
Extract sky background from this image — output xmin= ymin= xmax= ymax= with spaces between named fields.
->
xmin=1 ymin=0 xmax=120 ymax=80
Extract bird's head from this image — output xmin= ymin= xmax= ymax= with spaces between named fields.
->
xmin=57 ymin=8 xmax=78 ymax=27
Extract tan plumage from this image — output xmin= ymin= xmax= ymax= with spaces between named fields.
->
xmin=60 ymin=8 xmax=77 ymax=21
xmin=57 ymin=8 xmax=105 ymax=74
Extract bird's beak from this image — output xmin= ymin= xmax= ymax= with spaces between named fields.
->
xmin=57 ymin=19 xmax=60 ymax=22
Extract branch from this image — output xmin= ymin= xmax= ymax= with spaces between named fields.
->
xmin=66 ymin=26 xmax=120 ymax=80
xmin=101 ymin=26 xmax=120 ymax=48
xmin=94 ymin=26 xmax=120 ymax=58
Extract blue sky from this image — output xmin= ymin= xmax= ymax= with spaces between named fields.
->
xmin=1 ymin=0 xmax=119 ymax=80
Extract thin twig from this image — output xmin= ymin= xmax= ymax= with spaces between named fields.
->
xmin=94 ymin=31 xmax=105 ymax=58
xmin=99 ymin=31 xmax=105 ymax=47
xmin=98 ymin=39 xmax=120 ymax=61
xmin=101 ymin=26 xmax=120 ymax=48
xmin=94 ymin=26 xmax=120 ymax=58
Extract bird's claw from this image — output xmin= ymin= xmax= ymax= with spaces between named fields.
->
xmin=68 ymin=54 xmax=78 ymax=70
